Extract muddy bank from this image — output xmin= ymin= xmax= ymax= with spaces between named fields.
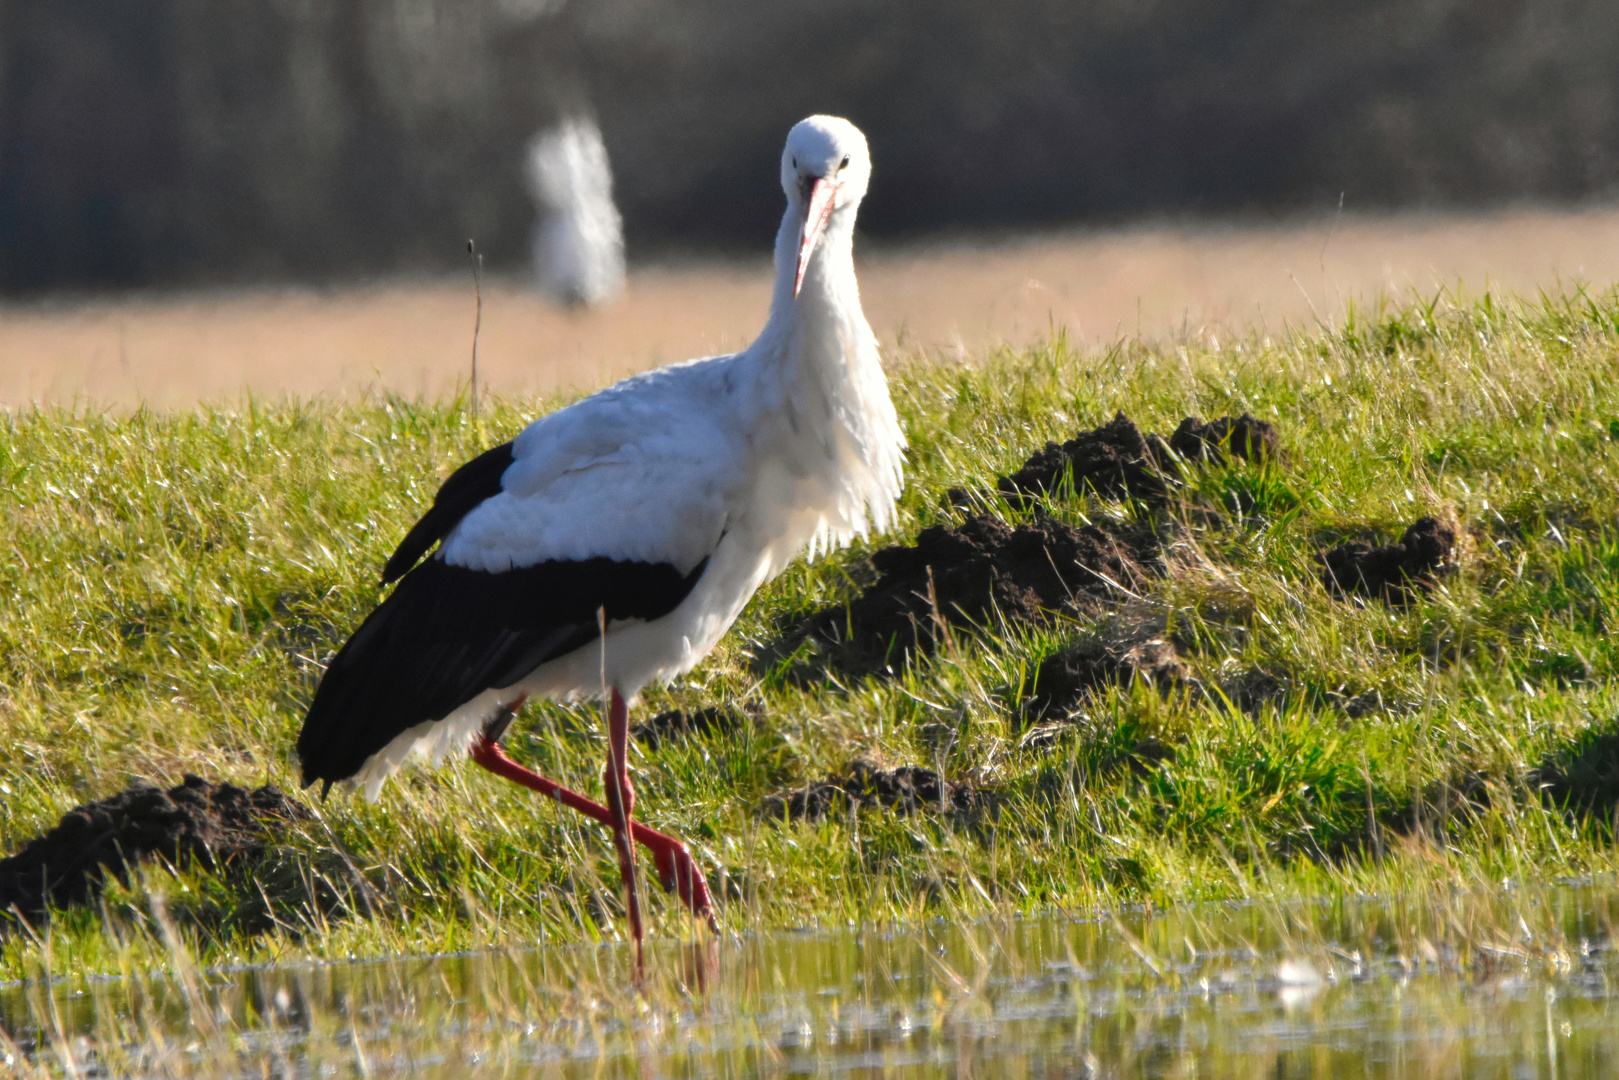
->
xmin=0 ymin=775 xmax=310 ymax=925
xmin=1320 ymin=516 xmax=1456 ymax=605
xmin=763 ymin=763 xmax=989 ymax=822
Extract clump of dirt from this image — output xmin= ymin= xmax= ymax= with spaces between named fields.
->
xmin=1398 ymin=771 xmax=1494 ymax=835
xmin=998 ymin=412 xmax=1170 ymax=505
xmin=996 ymin=411 xmax=1284 ymax=508
xmin=782 ymin=413 xmax=1289 ymax=681
xmin=0 ymin=775 xmax=311 ymax=926
xmin=1023 ymin=636 xmax=1189 ymax=723
xmin=1208 ymin=671 xmax=1419 ymax=719
xmin=1019 ymin=603 xmax=1301 ymax=725
xmin=1320 ymin=769 xmax=1495 ymax=862
xmin=813 ymin=513 xmax=1155 ymax=674
xmin=1217 ymin=668 xmax=1292 ymax=714
xmin=632 ymin=705 xmax=752 ymax=750
xmin=762 ymin=762 xmax=989 ymax=822
xmin=1164 ymin=413 xmax=1283 ymax=467
xmin=1339 ymin=687 xmax=1423 ymax=719
xmin=1530 ymin=728 xmax=1619 ymax=821
xmin=1111 ymin=736 xmax=1178 ymax=778
xmin=1319 ymin=516 xmax=1456 ymax=604
xmin=1022 ymin=725 xmax=1180 ymax=775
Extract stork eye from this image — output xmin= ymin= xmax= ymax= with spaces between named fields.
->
xmin=840 ymin=155 xmax=851 ymax=170
xmin=791 ymin=156 xmax=798 ymax=169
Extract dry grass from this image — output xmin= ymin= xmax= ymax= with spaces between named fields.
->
xmin=7 ymin=205 xmax=1619 ymax=409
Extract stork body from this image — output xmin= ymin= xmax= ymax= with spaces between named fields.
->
xmin=295 ymin=116 xmax=904 ymax=947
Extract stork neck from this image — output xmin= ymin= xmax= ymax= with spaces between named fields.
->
xmin=765 ymin=205 xmax=860 ymax=332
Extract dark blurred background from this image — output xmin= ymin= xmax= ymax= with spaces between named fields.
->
xmin=3 ymin=0 xmax=1617 ymax=293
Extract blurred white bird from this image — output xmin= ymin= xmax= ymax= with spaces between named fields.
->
xmin=524 ymin=116 xmax=625 ymax=307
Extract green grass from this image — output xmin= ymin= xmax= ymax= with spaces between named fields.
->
xmin=4 ymin=286 xmax=1619 ymax=986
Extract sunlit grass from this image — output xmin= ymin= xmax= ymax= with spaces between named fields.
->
xmin=3 ymin=283 xmax=1619 ymax=1001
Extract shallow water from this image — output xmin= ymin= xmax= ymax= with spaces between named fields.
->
xmin=3 ymin=889 xmax=1617 ymax=1078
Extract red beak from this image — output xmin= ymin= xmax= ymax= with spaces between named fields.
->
xmin=794 ymin=177 xmax=838 ymax=298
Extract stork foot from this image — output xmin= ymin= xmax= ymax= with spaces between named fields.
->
xmin=641 ymin=831 xmax=718 ymax=931
xmin=469 ymin=733 xmax=718 ymax=932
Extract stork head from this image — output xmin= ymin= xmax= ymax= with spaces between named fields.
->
xmin=781 ymin=116 xmax=870 ymax=297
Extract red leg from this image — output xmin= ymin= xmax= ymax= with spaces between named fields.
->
xmin=469 ymin=719 xmax=718 ymax=933
xmin=602 ymin=688 xmax=644 ymax=957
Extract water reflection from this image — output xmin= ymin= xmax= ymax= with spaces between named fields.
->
xmin=3 ymin=887 xmax=1617 ymax=1077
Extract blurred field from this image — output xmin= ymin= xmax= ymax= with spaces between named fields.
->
xmin=6 ymin=204 xmax=1619 ymax=409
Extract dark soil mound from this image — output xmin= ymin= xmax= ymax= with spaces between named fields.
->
xmin=817 ymin=513 xmax=1154 ymax=673
xmin=1396 ymin=771 xmax=1494 ymax=836
xmin=632 ymin=705 xmax=750 ymax=749
xmin=1165 ymin=413 xmax=1283 ymax=467
xmin=762 ymin=762 xmax=988 ymax=822
xmin=1531 ymin=728 xmax=1619 ymax=821
xmin=1321 ymin=769 xmax=1494 ymax=862
xmin=786 ymin=412 xmax=1284 ymax=679
xmin=996 ymin=411 xmax=1284 ymax=508
xmin=1110 ymin=736 xmax=1178 ymax=778
xmin=1319 ymin=516 xmax=1456 ymax=604
xmin=998 ymin=412 xmax=1170 ymax=505
xmin=1024 ymin=636 xmax=1189 ymax=723
xmin=1219 ymin=668 xmax=1291 ymax=714
xmin=0 ymin=775 xmax=310 ymax=925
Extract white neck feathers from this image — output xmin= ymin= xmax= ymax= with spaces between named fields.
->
xmin=742 ymin=201 xmax=906 ymax=564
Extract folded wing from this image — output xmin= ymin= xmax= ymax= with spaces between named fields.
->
xmin=296 ymin=553 xmax=707 ymax=788
xmin=298 ymin=368 xmax=745 ymax=789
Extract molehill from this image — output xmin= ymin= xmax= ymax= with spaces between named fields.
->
xmin=762 ymin=762 xmax=989 ymax=822
xmin=1319 ymin=516 xmax=1457 ymax=604
xmin=810 ymin=412 xmax=1283 ymax=677
xmin=0 ymin=775 xmax=310 ymax=925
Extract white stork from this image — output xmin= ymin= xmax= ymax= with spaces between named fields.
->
xmin=524 ymin=116 xmax=625 ymax=307
xmin=296 ymin=116 xmax=905 ymax=951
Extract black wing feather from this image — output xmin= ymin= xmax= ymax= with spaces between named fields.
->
xmin=382 ymin=441 xmax=516 ymax=585
xmin=297 ymin=555 xmax=708 ymax=787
